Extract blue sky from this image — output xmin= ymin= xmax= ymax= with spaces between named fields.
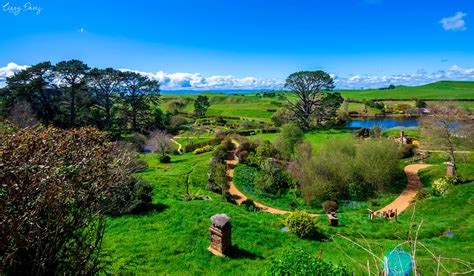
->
xmin=1 ymin=0 xmax=473 ymax=89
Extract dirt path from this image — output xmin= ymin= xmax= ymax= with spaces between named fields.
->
xmin=171 ymin=139 xmax=183 ymax=154
xmin=226 ymin=141 xmax=433 ymax=217
xmin=376 ymin=164 xmax=432 ymax=214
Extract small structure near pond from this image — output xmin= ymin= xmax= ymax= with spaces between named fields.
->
xmin=208 ymin=214 xmax=232 ymax=257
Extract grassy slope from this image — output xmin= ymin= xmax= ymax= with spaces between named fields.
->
xmin=339 ymin=81 xmax=474 ymax=100
xmin=102 ymin=150 xmax=474 ymax=274
xmin=161 ymin=81 xmax=474 ymax=120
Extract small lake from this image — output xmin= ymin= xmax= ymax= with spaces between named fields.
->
xmin=347 ymin=117 xmax=419 ymax=129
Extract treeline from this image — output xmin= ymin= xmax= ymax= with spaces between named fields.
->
xmin=0 ymin=60 xmax=167 ymax=133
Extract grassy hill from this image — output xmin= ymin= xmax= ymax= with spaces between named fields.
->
xmin=161 ymin=81 xmax=474 ymax=120
xmin=338 ymin=81 xmax=474 ymax=100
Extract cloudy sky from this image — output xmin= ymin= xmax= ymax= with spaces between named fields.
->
xmin=1 ymin=0 xmax=473 ymax=90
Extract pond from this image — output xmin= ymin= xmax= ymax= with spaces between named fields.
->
xmin=347 ymin=116 xmax=419 ymax=130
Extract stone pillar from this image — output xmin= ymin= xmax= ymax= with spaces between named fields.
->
xmin=446 ymin=162 xmax=455 ymax=176
xmin=208 ymin=214 xmax=232 ymax=256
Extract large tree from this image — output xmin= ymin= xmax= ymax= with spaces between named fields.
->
xmin=420 ymin=105 xmax=473 ymax=176
xmin=54 ymin=60 xmax=90 ymax=127
xmin=120 ymin=71 xmax=161 ymax=131
xmin=194 ymin=95 xmax=210 ymax=117
xmin=88 ymin=68 xmax=122 ymax=129
xmin=284 ymin=70 xmax=336 ymax=130
xmin=2 ymin=61 xmax=59 ymax=124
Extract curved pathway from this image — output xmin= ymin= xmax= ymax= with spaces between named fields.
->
xmin=226 ymin=141 xmax=432 ymax=217
xmin=171 ymin=138 xmax=183 ymax=154
xmin=376 ymin=164 xmax=432 ymax=214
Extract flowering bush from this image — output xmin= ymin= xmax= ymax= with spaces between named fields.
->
xmin=284 ymin=211 xmax=317 ymax=238
xmin=432 ymin=176 xmax=457 ymax=195
xmin=193 ymin=145 xmax=214 ymax=155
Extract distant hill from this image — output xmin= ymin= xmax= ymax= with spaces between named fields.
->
xmin=337 ymin=81 xmax=474 ymax=100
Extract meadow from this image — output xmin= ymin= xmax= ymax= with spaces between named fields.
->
xmin=99 ymin=81 xmax=474 ymax=274
xmin=101 ymin=150 xmax=474 ymax=274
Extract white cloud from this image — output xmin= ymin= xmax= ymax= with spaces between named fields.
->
xmin=0 ymin=62 xmax=29 ymax=84
xmin=440 ymin=12 xmax=467 ymax=31
xmin=119 ymin=69 xmax=284 ymax=90
xmin=332 ymin=65 xmax=474 ymax=89
xmin=1 ymin=62 xmax=474 ymax=91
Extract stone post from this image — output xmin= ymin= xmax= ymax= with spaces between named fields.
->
xmin=208 ymin=214 xmax=232 ymax=256
xmin=446 ymin=162 xmax=455 ymax=176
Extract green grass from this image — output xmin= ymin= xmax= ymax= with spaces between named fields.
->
xmin=101 ymin=144 xmax=474 ymax=274
xmin=339 ymin=81 xmax=474 ymax=100
xmin=250 ymin=128 xmax=353 ymax=154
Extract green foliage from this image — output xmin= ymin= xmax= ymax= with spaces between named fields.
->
xmin=255 ymin=160 xmax=292 ymax=194
xmin=284 ymin=211 xmax=318 ymax=238
xmin=401 ymin=144 xmax=417 ymax=159
xmin=242 ymin=199 xmax=260 ymax=212
xmin=1 ymin=127 xmax=149 ymax=274
xmin=193 ymin=145 xmax=214 ymax=155
xmin=322 ymin=200 xmax=338 ymax=213
xmin=267 ymin=247 xmax=351 ymax=275
xmin=284 ymin=70 xmax=335 ymax=130
xmin=159 ymin=155 xmax=171 ymax=163
xmin=276 ymin=123 xmax=304 ymax=156
xmin=290 ymin=138 xmax=403 ymax=205
xmin=122 ymin=132 xmax=147 ymax=151
xmin=271 ymin=108 xmax=294 ymax=127
xmin=194 ymin=95 xmax=211 ymax=116
xmin=433 ymin=176 xmax=457 ymax=196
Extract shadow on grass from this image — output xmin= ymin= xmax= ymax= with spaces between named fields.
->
xmin=131 ymin=203 xmax=169 ymax=215
xmin=227 ymin=245 xmax=264 ymax=260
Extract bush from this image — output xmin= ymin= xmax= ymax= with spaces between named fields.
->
xmin=193 ymin=145 xmax=214 ymax=155
xmin=0 ymin=127 xmax=149 ymax=274
xmin=242 ymin=199 xmax=259 ymax=212
xmin=369 ymin=198 xmax=379 ymax=206
xmin=322 ymin=200 xmax=338 ymax=213
xmin=432 ymin=176 xmax=457 ymax=195
xmin=255 ymin=160 xmax=292 ymax=194
xmin=401 ymin=144 xmax=417 ymax=159
xmin=159 ymin=155 xmax=171 ymax=163
xmin=123 ymin=132 xmax=147 ymax=151
xmin=284 ymin=211 xmax=318 ymax=238
xmin=414 ymin=187 xmax=432 ymax=201
xmin=267 ymin=247 xmax=351 ymax=275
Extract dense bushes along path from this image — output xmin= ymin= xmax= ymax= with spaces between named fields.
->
xmin=226 ymin=141 xmax=432 ymax=216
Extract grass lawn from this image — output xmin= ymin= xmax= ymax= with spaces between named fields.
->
xmin=101 ymin=147 xmax=474 ymax=274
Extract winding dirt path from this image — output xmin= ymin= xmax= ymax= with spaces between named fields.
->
xmin=171 ymin=139 xmax=183 ymax=154
xmin=376 ymin=164 xmax=432 ymax=214
xmin=226 ymin=141 xmax=432 ymax=217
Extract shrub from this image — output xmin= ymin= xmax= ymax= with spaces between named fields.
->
xmin=242 ymin=199 xmax=259 ymax=212
xmin=193 ymin=145 xmax=214 ymax=155
xmin=284 ymin=211 xmax=317 ymax=238
xmin=255 ymin=160 xmax=292 ymax=194
xmin=124 ymin=132 xmax=147 ymax=151
xmin=322 ymin=200 xmax=338 ymax=213
xmin=401 ymin=144 xmax=417 ymax=159
xmin=267 ymin=247 xmax=351 ymax=275
xmin=0 ymin=127 xmax=149 ymax=274
xmin=432 ymin=176 xmax=457 ymax=195
xmin=159 ymin=155 xmax=171 ymax=163
xmin=414 ymin=187 xmax=432 ymax=201
xmin=369 ymin=198 xmax=379 ymax=206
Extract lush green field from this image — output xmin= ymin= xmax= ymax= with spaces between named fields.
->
xmin=339 ymin=81 xmax=474 ymax=100
xmin=101 ymin=148 xmax=474 ymax=274
xmin=161 ymin=81 xmax=474 ymax=122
